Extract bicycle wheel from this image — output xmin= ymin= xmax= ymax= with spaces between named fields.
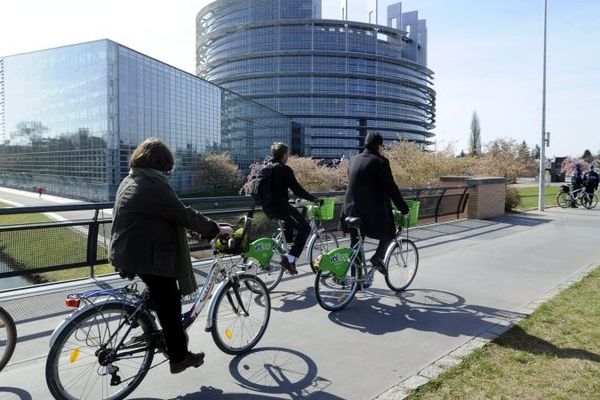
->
xmin=314 ymin=261 xmax=359 ymax=311
xmin=307 ymin=229 xmax=339 ymax=273
xmin=0 ymin=306 xmax=17 ymax=372
xmin=250 ymin=257 xmax=284 ymax=292
xmin=580 ymin=193 xmax=598 ymax=209
xmin=385 ymin=238 xmax=419 ymax=292
xmin=556 ymin=192 xmax=570 ymax=208
xmin=211 ymin=274 xmax=271 ymax=355
xmin=46 ymin=302 xmax=156 ymax=400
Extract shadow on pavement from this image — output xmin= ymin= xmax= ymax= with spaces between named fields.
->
xmin=327 ymin=288 xmax=526 ymax=338
xmin=270 ymin=286 xmax=316 ymax=313
xmin=0 ymin=386 xmax=33 ymax=400
xmin=495 ymin=325 xmax=600 ymax=363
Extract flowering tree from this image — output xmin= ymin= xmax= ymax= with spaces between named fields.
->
xmin=561 ymin=157 xmax=589 ymax=176
xmin=194 ymin=152 xmax=241 ymax=193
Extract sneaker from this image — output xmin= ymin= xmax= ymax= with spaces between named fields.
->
xmin=169 ymin=351 xmax=205 ymax=374
xmin=370 ymin=256 xmax=388 ymax=276
xmin=280 ymin=257 xmax=298 ymax=275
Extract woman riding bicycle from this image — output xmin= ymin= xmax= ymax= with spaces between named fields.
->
xmin=109 ymin=138 xmax=232 ymax=374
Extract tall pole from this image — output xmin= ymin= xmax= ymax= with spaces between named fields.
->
xmin=538 ymin=0 xmax=548 ymax=211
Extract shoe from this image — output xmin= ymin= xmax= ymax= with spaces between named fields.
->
xmin=170 ymin=351 xmax=205 ymax=374
xmin=570 ymin=204 xmax=579 ymax=208
xmin=280 ymin=257 xmax=298 ymax=275
xmin=370 ymin=256 xmax=388 ymax=276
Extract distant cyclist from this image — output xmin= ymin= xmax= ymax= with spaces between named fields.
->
xmin=570 ymin=163 xmax=584 ymax=208
xmin=583 ymin=164 xmax=599 ymax=206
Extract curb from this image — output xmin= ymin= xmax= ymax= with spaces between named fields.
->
xmin=373 ymin=262 xmax=599 ymax=400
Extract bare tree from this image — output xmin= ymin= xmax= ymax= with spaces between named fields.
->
xmin=469 ymin=111 xmax=482 ymax=156
xmin=194 ymin=152 xmax=241 ymax=193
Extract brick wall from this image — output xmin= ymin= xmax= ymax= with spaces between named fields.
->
xmin=440 ymin=176 xmax=506 ymax=219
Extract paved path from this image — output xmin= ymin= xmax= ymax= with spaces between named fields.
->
xmin=1 ymin=207 xmax=600 ymax=399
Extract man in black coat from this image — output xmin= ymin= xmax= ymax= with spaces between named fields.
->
xmin=341 ymin=132 xmax=409 ymax=274
xmin=263 ymin=142 xmax=320 ymax=274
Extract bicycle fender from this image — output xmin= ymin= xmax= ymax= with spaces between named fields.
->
xmin=204 ymin=279 xmax=229 ymax=332
xmin=48 ymin=299 xmax=150 ymax=347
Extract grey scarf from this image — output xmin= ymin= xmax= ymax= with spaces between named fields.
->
xmin=130 ymin=168 xmax=198 ymax=296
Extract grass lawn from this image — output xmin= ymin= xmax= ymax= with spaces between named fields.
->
xmin=407 ymin=267 xmax=600 ymax=399
xmin=515 ymin=185 xmax=560 ymax=209
xmin=0 ymin=200 xmax=111 ymax=282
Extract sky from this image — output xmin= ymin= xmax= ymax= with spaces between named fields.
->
xmin=1 ymin=0 xmax=599 ymax=158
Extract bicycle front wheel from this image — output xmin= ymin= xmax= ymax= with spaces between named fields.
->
xmin=0 ymin=306 xmax=17 ymax=372
xmin=45 ymin=303 xmax=156 ymax=400
xmin=211 ymin=274 xmax=271 ymax=355
xmin=308 ymin=229 xmax=339 ymax=273
xmin=314 ymin=262 xmax=359 ymax=311
xmin=580 ymin=193 xmax=598 ymax=209
xmin=556 ymin=192 xmax=570 ymax=208
xmin=385 ymin=238 xmax=419 ymax=292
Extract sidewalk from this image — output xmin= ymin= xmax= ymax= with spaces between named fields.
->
xmin=1 ymin=207 xmax=599 ymax=399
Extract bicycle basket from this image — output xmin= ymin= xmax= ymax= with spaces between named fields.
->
xmin=307 ymin=197 xmax=335 ymax=220
xmin=315 ymin=247 xmax=353 ymax=278
xmin=394 ymin=200 xmax=420 ymax=228
xmin=561 ymin=184 xmax=570 ymax=193
xmin=214 ymin=227 xmax=248 ymax=255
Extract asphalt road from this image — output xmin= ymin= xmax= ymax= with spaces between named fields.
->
xmin=1 ymin=207 xmax=599 ymax=399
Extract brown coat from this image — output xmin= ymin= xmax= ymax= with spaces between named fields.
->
xmin=109 ymin=174 xmax=219 ymax=278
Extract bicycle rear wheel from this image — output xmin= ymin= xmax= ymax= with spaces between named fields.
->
xmin=556 ymin=192 xmax=570 ymax=208
xmin=308 ymin=229 xmax=339 ymax=273
xmin=0 ymin=306 xmax=17 ymax=372
xmin=211 ymin=274 xmax=271 ymax=355
xmin=384 ymin=238 xmax=419 ymax=292
xmin=46 ymin=303 xmax=156 ymax=400
xmin=314 ymin=262 xmax=359 ymax=311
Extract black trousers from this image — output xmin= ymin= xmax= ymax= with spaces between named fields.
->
xmin=350 ymin=229 xmax=393 ymax=262
xmin=266 ymin=204 xmax=311 ymax=258
xmin=140 ymin=274 xmax=187 ymax=363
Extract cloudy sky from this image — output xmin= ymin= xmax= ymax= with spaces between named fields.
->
xmin=1 ymin=0 xmax=599 ymax=157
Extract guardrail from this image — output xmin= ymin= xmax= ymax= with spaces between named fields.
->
xmin=0 ymin=186 xmax=468 ymax=284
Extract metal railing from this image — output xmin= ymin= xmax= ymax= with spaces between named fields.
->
xmin=0 ymin=186 xmax=469 ymax=283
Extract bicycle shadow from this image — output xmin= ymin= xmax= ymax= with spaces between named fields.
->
xmin=131 ymin=347 xmax=343 ymax=400
xmin=270 ymin=286 xmax=317 ymax=313
xmin=0 ymin=387 xmax=33 ymax=400
xmin=327 ymin=288 xmax=524 ymax=338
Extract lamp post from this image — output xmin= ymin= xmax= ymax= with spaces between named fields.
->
xmin=538 ymin=0 xmax=548 ymax=211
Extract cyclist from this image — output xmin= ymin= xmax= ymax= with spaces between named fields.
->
xmin=340 ymin=132 xmax=409 ymax=275
xmin=570 ymin=163 xmax=584 ymax=208
xmin=262 ymin=142 xmax=321 ymax=274
xmin=583 ymin=164 xmax=599 ymax=206
xmin=109 ymin=138 xmax=233 ymax=374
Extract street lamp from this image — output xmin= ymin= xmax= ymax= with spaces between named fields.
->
xmin=538 ymin=0 xmax=548 ymax=211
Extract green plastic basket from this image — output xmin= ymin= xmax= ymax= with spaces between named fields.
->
xmin=308 ymin=197 xmax=335 ymax=220
xmin=394 ymin=200 xmax=420 ymax=228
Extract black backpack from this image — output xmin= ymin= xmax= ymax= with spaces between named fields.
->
xmin=248 ymin=162 xmax=274 ymax=206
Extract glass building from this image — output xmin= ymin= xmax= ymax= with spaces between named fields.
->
xmin=0 ymin=40 xmax=292 ymax=201
xmin=196 ymin=0 xmax=436 ymax=159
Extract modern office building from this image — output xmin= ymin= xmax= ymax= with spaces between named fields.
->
xmin=0 ymin=40 xmax=293 ymax=201
xmin=196 ymin=0 xmax=436 ymax=159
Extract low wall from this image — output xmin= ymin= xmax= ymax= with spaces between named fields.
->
xmin=440 ymin=176 xmax=506 ymax=219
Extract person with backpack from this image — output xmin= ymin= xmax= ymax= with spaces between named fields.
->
xmin=340 ymin=132 xmax=409 ymax=276
xmin=583 ymin=164 xmax=599 ymax=206
xmin=570 ymin=163 xmax=584 ymax=208
xmin=258 ymin=142 xmax=321 ymax=274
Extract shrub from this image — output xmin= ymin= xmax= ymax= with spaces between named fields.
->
xmin=505 ymin=186 xmax=522 ymax=211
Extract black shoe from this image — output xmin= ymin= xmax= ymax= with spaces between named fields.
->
xmin=280 ymin=257 xmax=298 ymax=275
xmin=370 ymin=256 xmax=388 ymax=276
xmin=170 ymin=351 xmax=205 ymax=374
xmin=571 ymin=204 xmax=579 ymax=208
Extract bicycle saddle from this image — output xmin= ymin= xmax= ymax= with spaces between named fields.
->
xmin=345 ymin=217 xmax=362 ymax=227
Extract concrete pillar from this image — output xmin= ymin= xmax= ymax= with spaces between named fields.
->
xmin=440 ymin=176 xmax=506 ymax=219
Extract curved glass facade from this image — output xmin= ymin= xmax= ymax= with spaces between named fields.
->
xmin=196 ymin=0 xmax=435 ymax=159
xmin=0 ymin=40 xmax=292 ymax=201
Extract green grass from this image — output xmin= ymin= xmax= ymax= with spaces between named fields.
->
xmin=516 ymin=185 xmax=560 ymax=209
xmin=407 ymin=267 xmax=600 ymax=400
xmin=0 ymin=200 xmax=109 ymax=282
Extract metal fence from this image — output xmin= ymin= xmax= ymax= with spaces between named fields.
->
xmin=0 ymin=186 xmax=469 ymax=283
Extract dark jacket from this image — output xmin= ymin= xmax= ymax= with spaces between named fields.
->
xmin=584 ymin=171 xmax=599 ymax=191
xmin=263 ymin=159 xmax=316 ymax=211
xmin=341 ymin=149 xmax=409 ymax=239
xmin=109 ymin=174 xmax=219 ymax=278
xmin=572 ymin=169 xmax=584 ymax=189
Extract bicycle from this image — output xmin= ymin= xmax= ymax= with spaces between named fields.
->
xmin=45 ymin=232 xmax=271 ymax=400
xmin=0 ymin=305 xmax=17 ymax=372
xmin=238 ymin=199 xmax=338 ymax=292
xmin=314 ymin=204 xmax=420 ymax=311
xmin=557 ymin=185 xmax=598 ymax=209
